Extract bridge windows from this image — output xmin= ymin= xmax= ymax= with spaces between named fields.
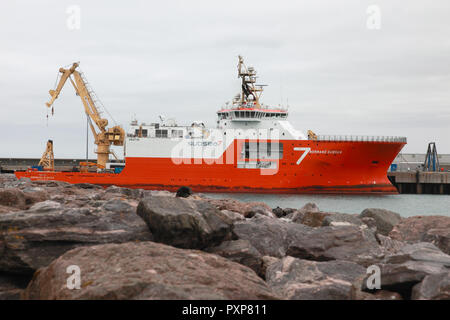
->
xmin=155 ymin=129 xmax=168 ymax=138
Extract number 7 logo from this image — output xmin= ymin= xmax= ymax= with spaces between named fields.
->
xmin=294 ymin=147 xmax=311 ymax=165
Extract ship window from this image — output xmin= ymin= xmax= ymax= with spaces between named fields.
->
xmin=155 ymin=129 xmax=168 ymax=138
xmin=141 ymin=129 xmax=148 ymax=137
xmin=250 ymin=111 xmax=255 ymax=118
xmin=172 ymin=129 xmax=183 ymax=138
xmin=240 ymin=111 xmax=245 ymax=118
xmin=235 ymin=111 xmax=240 ymax=118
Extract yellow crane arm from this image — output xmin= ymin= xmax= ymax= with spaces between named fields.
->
xmin=46 ymin=63 xmax=106 ymax=140
xmin=44 ymin=62 xmax=125 ymax=168
xmin=46 ymin=63 xmax=79 ymax=109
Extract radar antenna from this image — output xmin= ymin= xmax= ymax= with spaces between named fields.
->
xmin=237 ymin=56 xmax=266 ymax=108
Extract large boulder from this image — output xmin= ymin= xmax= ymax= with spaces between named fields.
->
xmin=207 ymin=240 xmax=263 ymax=277
xmin=286 ymin=225 xmax=385 ymax=267
xmin=137 ymin=196 xmax=233 ymax=250
xmin=0 ymin=199 xmax=152 ymax=274
xmin=266 ymin=256 xmax=365 ymax=300
xmin=411 ymin=272 xmax=450 ymax=300
xmin=23 ymin=242 xmax=279 ymax=300
xmin=362 ymin=242 xmax=450 ymax=299
xmin=389 ymin=216 xmax=450 ymax=255
xmin=360 ymin=208 xmax=402 ymax=236
xmin=232 ymin=215 xmax=312 ymax=258
xmin=233 ymin=215 xmax=384 ymax=266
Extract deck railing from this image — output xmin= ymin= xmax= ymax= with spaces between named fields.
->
xmin=315 ymin=135 xmax=407 ymax=143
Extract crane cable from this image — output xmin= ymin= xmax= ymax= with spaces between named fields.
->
xmin=77 ymin=66 xmax=118 ymax=127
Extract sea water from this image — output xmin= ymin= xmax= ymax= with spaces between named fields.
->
xmin=204 ymin=193 xmax=450 ymax=217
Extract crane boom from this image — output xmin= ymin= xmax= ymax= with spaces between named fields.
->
xmin=46 ymin=62 xmax=125 ymax=168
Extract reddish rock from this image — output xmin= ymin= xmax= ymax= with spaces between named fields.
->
xmin=300 ymin=211 xmax=333 ymax=227
xmin=0 ymin=189 xmax=27 ymax=209
xmin=23 ymin=242 xmax=279 ymax=300
xmin=0 ymin=199 xmax=152 ymax=274
xmin=390 ymin=216 xmax=450 ymax=254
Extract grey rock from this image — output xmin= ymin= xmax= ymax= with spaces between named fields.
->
xmin=362 ymin=242 xmax=450 ymax=298
xmin=207 ymin=240 xmax=263 ymax=277
xmin=137 ymin=196 xmax=233 ymax=249
xmin=360 ymin=208 xmax=402 ymax=236
xmin=286 ymin=225 xmax=385 ymax=267
xmin=361 ymin=217 xmax=377 ymax=229
xmin=286 ymin=203 xmax=320 ymax=225
xmin=411 ymin=272 xmax=450 ymax=300
xmin=390 ymin=216 xmax=450 ymax=255
xmin=389 ymin=215 xmax=450 ymax=242
xmin=376 ymin=233 xmax=405 ymax=253
xmin=233 ymin=214 xmax=311 ymax=258
xmin=266 ymin=256 xmax=365 ymax=300
xmin=0 ymin=202 xmax=152 ymax=274
xmin=220 ymin=210 xmax=245 ymax=222
xmin=29 ymin=200 xmax=62 ymax=212
xmin=322 ymin=213 xmax=363 ymax=227
xmin=234 ymin=215 xmax=384 ymax=266
xmin=105 ymin=185 xmax=145 ymax=199
xmin=204 ymin=198 xmax=273 ymax=218
xmin=422 ymin=228 xmax=450 ymax=255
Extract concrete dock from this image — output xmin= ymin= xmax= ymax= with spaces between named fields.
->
xmin=388 ymin=171 xmax=450 ymax=194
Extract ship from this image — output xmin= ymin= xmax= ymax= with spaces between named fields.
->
xmin=15 ymin=56 xmax=407 ymax=194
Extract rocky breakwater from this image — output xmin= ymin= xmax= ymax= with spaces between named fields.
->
xmin=0 ymin=173 xmax=449 ymax=300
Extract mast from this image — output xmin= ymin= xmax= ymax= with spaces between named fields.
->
xmin=236 ymin=56 xmax=265 ymax=108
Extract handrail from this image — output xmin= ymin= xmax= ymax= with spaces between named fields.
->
xmin=315 ymin=135 xmax=407 ymax=143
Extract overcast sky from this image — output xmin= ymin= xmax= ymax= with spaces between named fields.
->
xmin=1 ymin=0 xmax=449 ymax=158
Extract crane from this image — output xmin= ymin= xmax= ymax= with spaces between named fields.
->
xmin=38 ymin=139 xmax=55 ymax=171
xmin=423 ymin=142 xmax=440 ymax=172
xmin=45 ymin=62 xmax=125 ymax=168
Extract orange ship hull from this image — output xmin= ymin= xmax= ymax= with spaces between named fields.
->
xmin=15 ymin=139 xmax=405 ymax=194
